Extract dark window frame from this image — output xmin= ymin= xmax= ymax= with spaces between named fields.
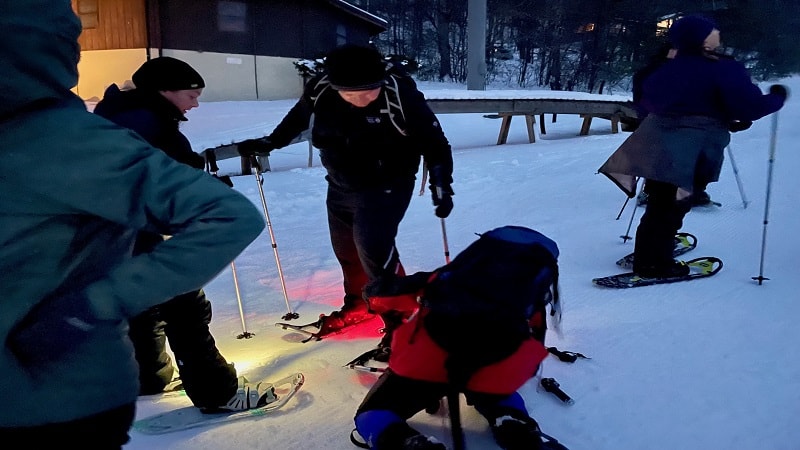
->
xmin=218 ymin=0 xmax=248 ymax=33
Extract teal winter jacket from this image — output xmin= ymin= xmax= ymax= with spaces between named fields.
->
xmin=0 ymin=1 xmax=265 ymax=426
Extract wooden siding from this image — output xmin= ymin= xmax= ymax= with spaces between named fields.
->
xmin=72 ymin=0 xmax=147 ymax=50
xmin=156 ymin=0 xmax=373 ymax=59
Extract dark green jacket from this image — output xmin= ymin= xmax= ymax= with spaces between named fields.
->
xmin=0 ymin=1 xmax=265 ymax=426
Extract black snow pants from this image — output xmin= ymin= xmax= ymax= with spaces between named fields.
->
xmin=129 ymin=231 xmax=237 ymax=408
xmin=632 ymin=179 xmax=692 ymax=271
xmin=325 ymin=179 xmax=414 ymax=306
xmin=128 ymin=289 xmax=238 ymax=408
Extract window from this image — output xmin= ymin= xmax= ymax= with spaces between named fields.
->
xmin=76 ymin=0 xmax=99 ymax=29
xmin=218 ymin=1 xmax=247 ymax=33
xmin=336 ymin=24 xmax=347 ymax=46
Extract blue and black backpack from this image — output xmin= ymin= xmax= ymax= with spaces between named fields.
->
xmin=419 ymin=225 xmax=560 ymax=385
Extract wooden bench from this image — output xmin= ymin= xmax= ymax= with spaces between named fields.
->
xmin=429 ymin=97 xmax=637 ymax=145
xmin=487 ymin=111 xmax=622 ymax=144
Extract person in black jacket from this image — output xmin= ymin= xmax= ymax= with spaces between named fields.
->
xmin=239 ymin=44 xmax=454 ymax=343
xmin=94 ymin=57 xmax=273 ymax=413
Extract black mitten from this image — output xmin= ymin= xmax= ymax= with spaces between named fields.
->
xmin=431 ymin=185 xmax=454 ymax=218
xmin=238 ymin=138 xmax=276 ymax=157
xmin=769 ymin=84 xmax=790 ymax=101
xmin=728 ymin=120 xmax=753 ymax=132
xmin=213 ymin=174 xmax=234 ymax=187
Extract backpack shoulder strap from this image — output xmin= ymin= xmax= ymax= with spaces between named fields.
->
xmin=309 ymin=74 xmax=332 ymax=108
xmin=380 ymin=73 xmax=408 ymax=136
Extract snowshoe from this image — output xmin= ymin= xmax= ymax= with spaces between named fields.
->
xmin=349 ymin=427 xmax=446 ymax=450
xmin=594 ymin=256 xmax=723 ymax=289
xmin=373 ymin=422 xmax=446 ymax=450
xmin=344 ymin=346 xmax=389 ymax=373
xmin=276 ymin=301 xmax=375 ymax=342
xmin=490 ymin=412 xmax=546 ymax=450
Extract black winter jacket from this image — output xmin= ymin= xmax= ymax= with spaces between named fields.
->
xmin=94 ymin=85 xmax=205 ymax=169
xmin=268 ymin=74 xmax=453 ymax=191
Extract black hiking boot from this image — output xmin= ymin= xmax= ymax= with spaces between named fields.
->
xmin=634 ymin=259 xmax=690 ymax=278
xmin=689 ymin=190 xmax=713 ymax=207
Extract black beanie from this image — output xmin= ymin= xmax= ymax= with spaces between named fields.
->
xmin=669 ymin=15 xmax=717 ymax=54
xmin=325 ymin=44 xmax=387 ymax=91
xmin=132 ymin=56 xmax=205 ymax=91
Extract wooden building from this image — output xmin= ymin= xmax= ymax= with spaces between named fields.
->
xmin=71 ymin=0 xmax=387 ymax=101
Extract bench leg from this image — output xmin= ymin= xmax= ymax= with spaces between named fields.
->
xmin=525 ymin=114 xmax=536 ymax=143
xmin=497 ymin=115 xmax=512 ymax=145
xmin=580 ymin=115 xmax=592 ymax=136
xmin=539 ymin=113 xmax=546 ymax=135
xmin=611 ymin=117 xmax=619 ymax=134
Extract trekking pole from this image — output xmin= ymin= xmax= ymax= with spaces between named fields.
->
xmin=231 ymin=261 xmax=254 ymax=339
xmin=614 ymin=176 xmax=637 ymax=220
xmin=447 ymin=390 xmax=465 ymax=450
xmin=753 ymin=112 xmax=779 ymax=285
xmin=726 ymin=145 xmax=749 ymax=209
xmin=620 ymin=178 xmax=644 ymax=242
xmin=251 ymin=155 xmax=299 ymax=320
xmin=419 ymin=161 xmax=428 ymax=196
xmin=615 ymin=195 xmax=631 ymax=221
xmin=440 ymin=218 xmax=451 ymax=264
xmin=203 ymin=150 xmax=258 ymax=333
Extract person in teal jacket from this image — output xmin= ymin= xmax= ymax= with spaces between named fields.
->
xmin=0 ymin=1 xmax=266 ymax=448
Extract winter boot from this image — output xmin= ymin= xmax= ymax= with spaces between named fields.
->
xmin=489 ymin=411 xmax=544 ymax=450
xmin=634 ymin=259 xmax=690 ymax=278
xmin=375 ymin=422 xmax=446 ymax=450
xmin=199 ymin=376 xmax=277 ymax=414
xmin=689 ymin=190 xmax=713 ymax=207
xmin=316 ymin=297 xmax=375 ymax=337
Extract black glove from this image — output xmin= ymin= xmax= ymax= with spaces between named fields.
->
xmin=728 ymin=120 xmax=753 ymax=132
xmin=7 ymin=290 xmax=119 ymax=365
xmin=769 ymin=84 xmax=789 ymax=101
xmin=431 ymin=185 xmax=454 ymax=219
xmin=237 ymin=138 xmax=276 ymax=157
xmin=213 ymin=174 xmax=234 ymax=187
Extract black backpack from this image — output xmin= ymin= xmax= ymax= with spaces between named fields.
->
xmin=419 ymin=225 xmax=560 ymax=386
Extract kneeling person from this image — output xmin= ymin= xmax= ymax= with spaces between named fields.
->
xmin=354 ymin=226 xmax=568 ymax=450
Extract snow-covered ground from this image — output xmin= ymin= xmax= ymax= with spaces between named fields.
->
xmin=125 ymin=78 xmax=800 ymax=450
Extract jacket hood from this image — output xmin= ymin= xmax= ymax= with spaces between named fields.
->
xmin=669 ymin=15 xmax=716 ymax=54
xmin=0 ymin=0 xmax=82 ymax=118
xmin=94 ymin=84 xmax=189 ymax=123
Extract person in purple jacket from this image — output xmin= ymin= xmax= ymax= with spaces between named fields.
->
xmin=599 ymin=15 xmax=787 ymax=278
